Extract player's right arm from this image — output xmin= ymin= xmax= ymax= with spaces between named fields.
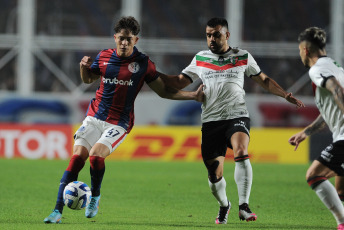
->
xmin=157 ymin=72 xmax=192 ymax=90
xmin=80 ymin=56 xmax=101 ymax=84
xmin=288 ymin=114 xmax=326 ymax=151
xmin=324 ymin=77 xmax=344 ymax=114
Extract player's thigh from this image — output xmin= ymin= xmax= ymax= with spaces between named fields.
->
xmin=230 ymin=132 xmax=249 ymax=157
xmin=73 ymin=145 xmax=90 ymax=161
xmin=311 ymin=141 xmax=344 ymax=179
xmin=74 ymin=117 xmax=102 ymax=152
xmin=201 ymin=121 xmax=227 ymax=161
xmin=306 ymin=160 xmax=336 ymax=179
xmin=94 ymin=125 xmax=127 ymax=157
xmin=225 ymin=117 xmax=250 ymax=155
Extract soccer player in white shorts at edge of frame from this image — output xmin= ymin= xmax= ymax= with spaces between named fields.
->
xmin=159 ymin=17 xmax=304 ymax=224
xmin=289 ymin=27 xmax=344 ymax=230
xmin=43 ymin=16 xmax=204 ymax=224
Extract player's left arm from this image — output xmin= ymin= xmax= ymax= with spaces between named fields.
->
xmin=148 ymin=77 xmax=204 ymax=102
xmin=251 ymin=72 xmax=305 ymax=108
xmin=324 ymin=76 xmax=344 ymax=114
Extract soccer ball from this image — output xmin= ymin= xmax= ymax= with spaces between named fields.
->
xmin=63 ymin=181 xmax=91 ymax=210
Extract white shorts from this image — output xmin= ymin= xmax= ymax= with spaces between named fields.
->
xmin=74 ymin=116 xmax=128 ymax=153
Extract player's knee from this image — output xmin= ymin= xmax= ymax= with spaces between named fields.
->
xmin=306 ymin=167 xmax=328 ymax=189
xmin=205 ymin=160 xmax=222 ymax=183
xmin=305 ymin=169 xmax=314 ymax=182
xmin=233 ymin=148 xmax=247 ymax=157
xmin=89 ymin=143 xmax=111 ymax=158
xmin=73 ymin=146 xmax=89 ymax=161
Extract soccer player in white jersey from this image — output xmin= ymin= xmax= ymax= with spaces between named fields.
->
xmin=160 ymin=17 xmax=304 ymax=224
xmin=289 ymin=27 xmax=344 ymax=230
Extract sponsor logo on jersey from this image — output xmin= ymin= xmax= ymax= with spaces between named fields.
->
xmin=203 ymin=69 xmax=239 ymax=79
xmin=102 ymin=77 xmax=133 ymax=86
xmin=128 ymin=62 xmax=140 ymax=73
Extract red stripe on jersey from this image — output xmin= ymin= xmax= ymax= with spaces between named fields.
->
xmin=196 ymin=59 xmax=248 ymax=71
xmin=87 ymin=51 xmax=112 ymax=117
xmin=111 ymin=132 xmax=127 ymax=148
xmin=106 ymin=60 xmax=132 ymax=125
xmin=126 ymin=60 xmax=153 ymax=132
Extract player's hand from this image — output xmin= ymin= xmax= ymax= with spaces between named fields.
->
xmin=285 ymin=93 xmax=305 ymax=108
xmin=288 ymin=131 xmax=307 ymax=151
xmin=195 ymin=84 xmax=205 ymax=102
xmin=80 ymin=56 xmax=93 ymax=68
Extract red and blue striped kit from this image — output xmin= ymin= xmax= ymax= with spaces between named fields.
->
xmin=86 ymin=47 xmax=158 ymax=133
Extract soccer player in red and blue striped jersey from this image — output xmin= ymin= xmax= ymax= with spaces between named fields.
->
xmin=43 ymin=16 xmax=204 ymax=224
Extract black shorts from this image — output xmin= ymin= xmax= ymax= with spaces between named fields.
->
xmin=201 ymin=117 xmax=250 ymax=161
xmin=317 ymin=140 xmax=344 ymax=176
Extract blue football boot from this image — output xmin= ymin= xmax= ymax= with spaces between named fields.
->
xmin=43 ymin=210 xmax=62 ymax=224
xmin=85 ymin=195 xmax=101 ymax=218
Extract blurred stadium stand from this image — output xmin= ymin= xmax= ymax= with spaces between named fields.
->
xmin=0 ymin=0 xmax=342 ymax=126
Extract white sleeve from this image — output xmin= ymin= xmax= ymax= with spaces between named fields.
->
xmin=309 ymin=66 xmax=335 ymax=88
xmin=245 ymin=52 xmax=261 ymax=77
xmin=182 ymin=56 xmax=199 ymax=82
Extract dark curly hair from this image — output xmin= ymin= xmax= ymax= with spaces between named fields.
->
xmin=114 ymin=16 xmax=140 ymax=35
xmin=298 ymin=27 xmax=326 ymax=51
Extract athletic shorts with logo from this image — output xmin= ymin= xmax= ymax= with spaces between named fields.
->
xmin=317 ymin=140 xmax=344 ymax=176
xmin=201 ymin=117 xmax=250 ymax=160
xmin=74 ymin=116 xmax=127 ymax=153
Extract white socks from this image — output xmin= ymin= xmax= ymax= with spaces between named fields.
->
xmin=234 ymin=159 xmax=253 ymax=205
xmin=208 ymin=177 xmax=228 ymax=207
xmin=314 ymin=179 xmax=344 ymax=224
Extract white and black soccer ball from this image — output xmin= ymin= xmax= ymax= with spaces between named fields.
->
xmin=63 ymin=181 xmax=91 ymax=210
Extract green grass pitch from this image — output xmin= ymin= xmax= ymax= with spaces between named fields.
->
xmin=0 ymin=159 xmax=336 ymax=230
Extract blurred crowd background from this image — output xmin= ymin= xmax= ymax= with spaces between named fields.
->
xmin=0 ymin=0 xmax=332 ymax=95
xmin=0 ymin=0 xmax=341 ymax=127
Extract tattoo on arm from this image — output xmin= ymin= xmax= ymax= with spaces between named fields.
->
xmin=333 ymin=84 xmax=344 ymax=111
xmin=326 ymin=77 xmax=344 ymax=114
xmin=304 ymin=116 xmax=326 ymax=136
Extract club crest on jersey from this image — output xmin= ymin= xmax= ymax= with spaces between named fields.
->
xmin=128 ymin=62 xmax=140 ymax=73
xmin=228 ymin=56 xmax=239 ymax=65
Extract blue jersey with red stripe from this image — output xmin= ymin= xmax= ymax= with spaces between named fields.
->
xmin=86 ymin=47 xmax=158 ymax=133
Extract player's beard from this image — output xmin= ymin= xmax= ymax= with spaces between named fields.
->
xmin=209 ymin=43 xmax=221 ymax=54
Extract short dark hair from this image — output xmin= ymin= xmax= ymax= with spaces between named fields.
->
xmin=207 ymin=17 xmax=228 ymax=30
xmin=298 ymin=27 xmax=326 ymax=50
xmin=114 ymin=16 xmax=140 ymax=35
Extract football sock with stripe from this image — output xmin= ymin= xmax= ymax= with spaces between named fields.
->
xmin=308 ymin=177 xmax=344 ymax=224
xmin=89 ymin=156 xmax=105 ymax=197
xmin=55 ymin=154 xmax=85 ymax=213
xmin=234 ymin=155 xmax=252 ymax=205
xmin=208 ymin=177 xmax=229 ymax=207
